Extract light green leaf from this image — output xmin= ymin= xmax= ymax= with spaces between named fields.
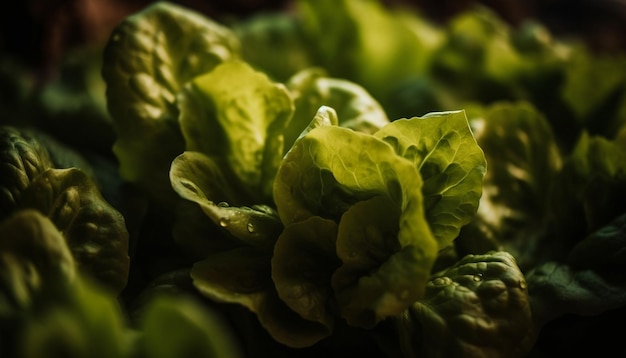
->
xmin=298 ymin=0 xmax=442 ymax=100
xmin=375 ymin=110 xmax=486 ymax=247
xmin=170 ymin=151 xmax=283 ymax=251
xmin=332 ymin=196 xmax=430 ymax=328
xmin=274 ymin=125 xmax=437 ymax=325
xmin=102 ymin=1 xmax=240 ymax=207
xmin=272 ymin=216 xmax=339 ymax=331
xmin=178 ymin=60 xmax=294 ymax=201
xmin=284 ymin=68 xmax=389 ymax=151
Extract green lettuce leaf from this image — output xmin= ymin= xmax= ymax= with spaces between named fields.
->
xmin=177 ymin=60 xmax=293 ymax=202
xmin=409 ymin=251 xmax=535 ymax=358
xmin=191 ymin=246 xmax=331 ymax=348
xmin=272 ymin=216 xmax=340 ymax=333
xmin=0 ymin=127 xmax=53 ymax=220
xmin=332 ymin=195 xmax=429 ymax=328
xmin=568 ymin=213 xmax=626 ymax=269
xmin=234 ymin=12 xmax=313 ymax=82
xmin=170 ymin=151 xmax=283 ymax=251
xmin=17 ymin=276 xmax=131 ymax=358
xmin=551 ymin=132 xmax=626 ymax=243
xmin=462 ymin=103 xmax=561 ymax=266
xmin=0 ymin=212 xmax=130 ymax=358
xmin=139 ymin=295 xmax=242 ymax=358
xmin=0 ymin=210 xmax=75 ymax=314
xmin=297 ymin=0 xmax=443 ymax=101
xmin=102 ymin=1 xmax=240 ymax=208
xmin=17 ymin=168 xmax=129 ymax=293
xmin=274 ymin=125 xmax=437 ymax=326
xmin=562 ymin=47 xmax=626 ymax=126
xmin=285 ymin=68 xmax=389 ymax=151
xmin=375 ymin=110 xmax=486 ymax=248
xmin=527 ymin=261 xmax=626 ymax=327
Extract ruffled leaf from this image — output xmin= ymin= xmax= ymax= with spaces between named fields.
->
xmin=102 ymin=1 xmax=240 ymax=207
xmin=375 ymin=110 xmax=486 ymax=247
xmin=410 ymin=251 xmax=535 ymax=358
xmin=178 ymin=60 xmax=293 ymax=202
xmin=17 ymin=168 xmax=129 ymax=293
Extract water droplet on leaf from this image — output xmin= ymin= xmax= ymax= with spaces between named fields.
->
xmin=247 ymin=222 xmax=255 ymax=233
xmin=219 ymin=218 xmax=229 ymax=227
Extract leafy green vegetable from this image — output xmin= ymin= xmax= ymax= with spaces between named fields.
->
xmin=461 ymin=103 xmax=562 ymax=267
xmin=0 ymin=210 xmax=130 ymax=358
xmin=332 ymin=195 xmax=429 ymax=328
xmin=568 ymin=213 xmax=626 ymax=269
xmin=17 ymin=276 xmax=131 ymax=358
xmin=6 ymin=0 xmax=626 ymax=356
xmin=0 ymin=127 xmax=53 ymax=220
xmin=409 ymin=251 xmax=534 ymax=358
xmin=170 ymin=151 xmax=283 ymax=251
xmin=102 ymin=1 xmax=240 ymax=208
xmin=274 ymin=124 xmax=436 ymax=327
xmin=234 ymin=12 xmax=313 ymax=82
xmin=562 ymin=47 xmax=626 ymax=127
xmin=139 ymin=295 xmax=242 ymax=358
xmin=272 ymin=216 xmax=340 ymax=334
xmin=191 ymin=246 xmax=332 ymax=348
xmin=375 ymin=110 xmax=486 ymax=248
xmin=298 ymin=0 xmax=442 ymax=101
xmin=0 ymin=126 xmax=129 ymax=292
xmin=285 ymin=68 xmax=390 ymax=150
xmin=550 ymin=132 xmax=626 ymax=243
xmin=527 ymin=261 xmax=626 ymax=327
xmin=0 ymin=210 xmax=75 ymax=314
xmin=177 ymin=60 xmax=293 ymax=202
xmin=17 ymin=168 xmax=129 ymax=292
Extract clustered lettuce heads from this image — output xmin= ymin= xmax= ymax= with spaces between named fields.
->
xmin=2 ymin=0 xmax=626 ymax=357
xmin=101 ymin=0 xmax=491 ymax=349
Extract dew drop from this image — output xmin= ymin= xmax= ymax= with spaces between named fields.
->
xmin=518 ymin=280 xmax=527 ymax=290
xmin=219 ymin=218 xmax=229 ymax=227
xmin=473 ymin=273 xmax=484 ymax=282
xmin=247 ymin=222 xmax=255 ymax=233
xmin=217 ymin=201 xmax=229 ymax=208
